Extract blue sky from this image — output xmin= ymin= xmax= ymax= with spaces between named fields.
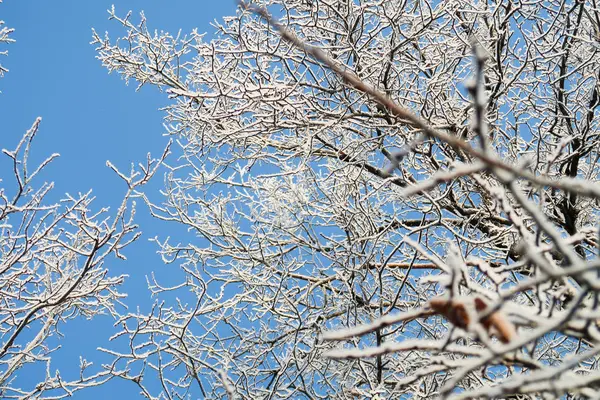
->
xmin=1 ymin=1 xmax=237 ymax=398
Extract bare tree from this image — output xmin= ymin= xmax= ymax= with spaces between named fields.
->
xmin=0 ymin=10 xmax=170 ymax=397
xmin=93 ymin=0 xmax=600 ymax=398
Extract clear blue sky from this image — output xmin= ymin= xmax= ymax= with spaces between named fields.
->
xmin=1 ymin=1 xmax=237 ymax=398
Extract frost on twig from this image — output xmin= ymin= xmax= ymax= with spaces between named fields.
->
xmin=0 ymin=1 xmax=15 ymax=82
